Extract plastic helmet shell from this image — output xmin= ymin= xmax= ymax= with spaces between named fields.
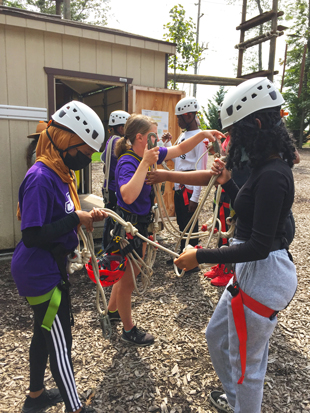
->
xmin=109 ymin=110 xmax=130 ymax=127
xmin=85 ymin=253 xmax=127 ymax=287
xmin=52 ymin=101 xmax=105 ymax=151
xmin=220 ymin=77 xmax=284 ymax=130
xmin=175 ymin=96 xmax=200 ymax=116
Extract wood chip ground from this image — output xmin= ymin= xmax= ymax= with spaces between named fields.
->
xmin=1 ymin=150 xmax=310 ymax=413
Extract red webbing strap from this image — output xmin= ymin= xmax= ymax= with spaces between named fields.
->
xmin=219 ymin=204 xmax=228 ymax=245
xmin=230 ymin=285 xmax=277 ymax=384
xmin=240 ymin=289 xmax=276 ymax=319
xmin=230 ymin=292 xmax=247 ymax=384
xmin=180 ymin=185 xmax=193 ymax=206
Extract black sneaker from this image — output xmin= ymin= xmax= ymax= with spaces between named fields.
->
xmin=22 ymin=388 xmax=63 ymax=413
xmin=209 ymin=390 xmax=234 ymax=412
xmin=121 ymin=326 xmax=154 ymax=346
xmin=108 ymin=309 xmax=121 ymax=322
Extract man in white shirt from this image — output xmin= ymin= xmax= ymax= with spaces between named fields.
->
xmin=168 ymin=97 xmax=208 ymax=267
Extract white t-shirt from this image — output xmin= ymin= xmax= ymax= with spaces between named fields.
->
xmin=172 ymin=129 xmax=208 ymax=203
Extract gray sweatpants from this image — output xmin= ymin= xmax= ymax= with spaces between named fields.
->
xmin=206 ymin=244 xmax=297 ymax=413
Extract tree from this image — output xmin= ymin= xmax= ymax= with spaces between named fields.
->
xmin=202 ymin=86 xmax=227 ymax=131
xmin=3 ymin=0 xmax=110 ymax=26
xmin=282 ymin=0 xmax=310 ymax=147
xmin=163 ymin=4 xmax=208 ymax=89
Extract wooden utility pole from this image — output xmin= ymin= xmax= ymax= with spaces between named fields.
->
xmin=193 ymin=0 xmax=203 ymax=97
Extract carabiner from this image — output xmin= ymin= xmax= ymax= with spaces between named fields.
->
xmin=99 ymin=313 xmax=112 ymax=340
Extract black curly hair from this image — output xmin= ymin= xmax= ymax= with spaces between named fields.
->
xmin=226 ymin=106 xmax=296 ymax=170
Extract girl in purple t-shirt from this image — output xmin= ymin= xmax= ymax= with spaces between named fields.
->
xmin=107 ymin=114 xmax=224 ymax=346
xmin=11 ymin=101 xmax=107 ymax=413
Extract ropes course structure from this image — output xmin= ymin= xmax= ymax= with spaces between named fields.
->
xmin=67 ymin=133 xmax=235 ymax=338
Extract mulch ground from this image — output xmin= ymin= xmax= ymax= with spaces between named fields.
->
xmin=0 ymin=150 xmax=310 ymax=413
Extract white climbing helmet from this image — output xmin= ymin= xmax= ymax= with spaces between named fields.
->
xmin=175 ymin=96 xmax=200 ymax=116
xmin=52 ymin=101 xmax=105 ymax=151
xmin=108 ymin=110 xmax=130 ymax=127
xmin=220 ymin=77 xmax=284 ymax=130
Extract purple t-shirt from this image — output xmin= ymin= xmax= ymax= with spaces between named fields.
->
xmin=102 ymin=135 xmax=120 ymax=192
xmin=11 ymin=162 xmax=79 ymax=297
xmin=115 ymin=147 xmax=167 ymax=216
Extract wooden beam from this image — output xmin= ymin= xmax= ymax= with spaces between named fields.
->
xmin=236 ymin=10 xmax=284 ymax=31
xmin=235 ymin=31 xmax=284 ymax=50
xmin=167 ymin=73 xmax=245 ymax=86
xmin=240 ymin=70 xmax=279 ymax=79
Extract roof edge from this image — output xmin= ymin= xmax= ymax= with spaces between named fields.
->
xmin=0 ymin=5 xmax=176 ymax=47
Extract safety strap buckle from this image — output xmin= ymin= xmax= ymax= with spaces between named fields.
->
xmin=269 ymin=311 xmax=278 ymax=321
xmin=227 ymin=281 xmax=239 ymax=297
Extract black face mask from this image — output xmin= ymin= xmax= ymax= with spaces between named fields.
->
xmin=63 ymin=150 xmax=92 ymax=170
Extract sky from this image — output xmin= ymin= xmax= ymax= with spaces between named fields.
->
xmin=106 ymin=0 xmax=288 ymax=111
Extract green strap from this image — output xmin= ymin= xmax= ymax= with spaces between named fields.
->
xmin=26 ymin=286 xmax=62 ymax=331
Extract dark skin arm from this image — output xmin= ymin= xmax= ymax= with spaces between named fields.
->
xmin=146 ymin=169 xmax=216 ymax=186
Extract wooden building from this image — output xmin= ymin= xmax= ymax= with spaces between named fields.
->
xmin=0 ymin=5 xmax=184 ymax=250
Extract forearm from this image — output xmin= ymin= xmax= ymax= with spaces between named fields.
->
xmin=22 ymin=212 xmax=80 ymax=248
xmin=120 ymin=161 xmax=149 ymax=204
xmin=173 ymin=170 xmax=214 ymax=186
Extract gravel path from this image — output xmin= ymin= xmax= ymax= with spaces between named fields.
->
xmin=0 ymin=150 xmax=309 ymax=413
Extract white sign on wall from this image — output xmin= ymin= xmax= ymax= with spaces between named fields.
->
xmin=142 ymin=110 xmax=169 ymax=144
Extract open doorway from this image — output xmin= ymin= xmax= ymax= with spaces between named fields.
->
xmin=44 ymin=67 xmax=132 ymax=196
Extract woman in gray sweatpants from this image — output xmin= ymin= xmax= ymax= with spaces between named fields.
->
xmin=174 ymin=77 xmax=298 ymax=412
xmin=206 ymin=244 xmax=297 ymax=412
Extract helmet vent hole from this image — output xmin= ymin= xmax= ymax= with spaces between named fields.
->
xmin=59 ymin=110 xmax=66 ymax=118
xmin=75 ymin=116 xmax=80 ymax=121
xmin=83 ymin=121 xmax=88 ymax=125
xmin=73 ymin=108 xmax=77 ymax=112
xmin=92 ymin=130 xmax=99 ymax=140
xmin=241 ymin=97 xmax=247 ymax=102
xmin=251 ymin=93 xmax=257 ymax=99
xmin=257 ymin=85 xmax=263 ymax=90
xmin=226 ymin=105 xmax=233 ymax=116
xmin=85 ymin=128 xmax=90 ymax=133
xmin=269 ymin=91 xmax=277 ymax=100
xmin=267 ymin=84 xmax=271 ymax=89
xmin=236 ymin=105 xmax=242 ymax=111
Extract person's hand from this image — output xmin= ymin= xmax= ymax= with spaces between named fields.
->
xmin=75 ymin=210 xmax=95 ymax=232
xmin=91 ymin=208 xmax=108 ymax=222
xmin=146 ymin=170 xmax=167 ymax=185
xmin=141 ymin=145 xmax=159 ymax=167
xmin=202 ymin=130 xmax=226 ymax=143
xmin=211 ymin=158 xmax=231 ymax=185
xmin=161 ymin=132 xmax=172 ymax=143
xmin=174 ymin=249 xmax=198 ymax=272
xmin=188 ymin=200 xmax=198 ymax=213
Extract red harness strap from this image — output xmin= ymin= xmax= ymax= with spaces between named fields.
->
xmin=180 ymin=185 xmax=193 ymax=206
xmin=228 ymin=281 xmax=278 ymax=384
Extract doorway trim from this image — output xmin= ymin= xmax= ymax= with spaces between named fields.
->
xmin=44 ymin=67 xmax=133 ymax=118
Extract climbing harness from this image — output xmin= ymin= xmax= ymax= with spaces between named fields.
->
xmin=101 ymin=135 xmax=120 ymax=206
xmin=227 ymin=276 xmax=278 ymax=384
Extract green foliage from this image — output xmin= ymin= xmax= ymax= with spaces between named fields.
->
xmin=197 ymin=111 xmax=207 ymax=131
xmin=282 ymin=0 xmax=310 ymax=144
xmin=163 ymin=4 xmax=208 ymax=88
xmin=3 ymin=0 xmax=110 ymax=25
xmin=202 ymin=86 xmax=227 ymax=131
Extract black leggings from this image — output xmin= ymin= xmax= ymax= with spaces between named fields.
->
xmin=29 ymin=291 xmax=82 ymax=412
